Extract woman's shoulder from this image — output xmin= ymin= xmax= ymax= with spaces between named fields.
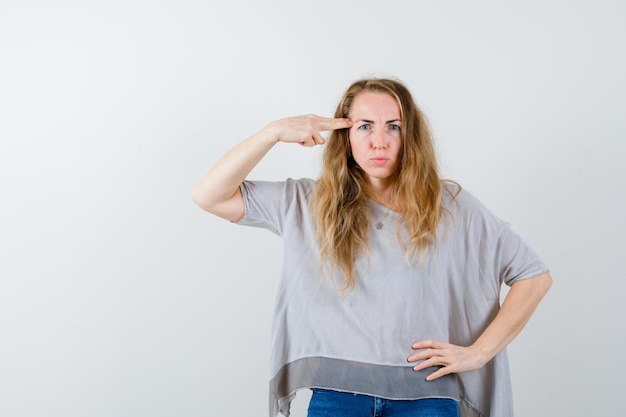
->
xmin=285 ymin=177 xmax=316 ymax=187
xmin=440 ymin=180 xmax=499 ymax=220
xmin=441 ymin=180 xmax=472 ymax=210
xmin=242 ymin=177 xmax=316 ymax=200
xmin=441 ymin=180 xmax=462 ymax=202
xmin=282 ymin=177 xmax=316 ymax=197
xmin=244 ymin=177 xmax=315 ymax=188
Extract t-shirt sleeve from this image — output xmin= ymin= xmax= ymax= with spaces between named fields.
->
xmin=497 ymin=224 xmax=550 ymax=286
xmin=455 ymin=188 xmax=550 ymax=287
xmin=236 ymin=178 xmax=313 ymax=236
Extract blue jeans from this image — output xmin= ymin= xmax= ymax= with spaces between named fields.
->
xmin=307 ymin=389 xmax=460 ymax=417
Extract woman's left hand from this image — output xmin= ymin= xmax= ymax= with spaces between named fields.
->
xmin=407 ymin=274 xmax=553 ymax=381
xmin=406 ymin=340 xmax=489 ymax=381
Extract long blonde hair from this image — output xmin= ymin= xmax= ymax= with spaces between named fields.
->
xmin=311 ymin=78 xmax=445 ymax=291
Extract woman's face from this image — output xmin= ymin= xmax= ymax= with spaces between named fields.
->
xmin=348 ymin=91 xmax=402 ymax=189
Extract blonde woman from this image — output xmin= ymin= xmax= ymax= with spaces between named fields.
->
xmin=192 ymin=78 xmax=552 ymax=417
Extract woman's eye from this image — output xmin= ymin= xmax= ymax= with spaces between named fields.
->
xmin=357 ymin=124 xmax=370 ymax=131
xmin=389 ymin=124 xmax=401 ymax=131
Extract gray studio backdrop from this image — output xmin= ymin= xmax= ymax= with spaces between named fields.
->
xmin=1 ymin=1 xmax=624 ymax=416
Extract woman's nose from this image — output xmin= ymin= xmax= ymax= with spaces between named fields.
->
xmin=371 ymin=129 xmax=387 ymax=148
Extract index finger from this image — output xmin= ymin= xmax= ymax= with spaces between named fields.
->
xmin=318 ymin=117 xmax=353 ymax=131
xmin=411 ymin=339 xmax=442 ymax=350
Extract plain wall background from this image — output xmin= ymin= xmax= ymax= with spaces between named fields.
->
xmin=1 ymin=1 xmax=625 ymax=416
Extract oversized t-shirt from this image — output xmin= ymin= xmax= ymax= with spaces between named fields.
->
xmin=236 ymin=178 xmax=549 ymax=417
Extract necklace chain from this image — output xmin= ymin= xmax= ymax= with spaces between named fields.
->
xmin=375 ymin=210 xmax=390 ymax=230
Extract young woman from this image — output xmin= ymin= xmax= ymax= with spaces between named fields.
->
xmin=192 ymin=78 xmax=552 ymax=417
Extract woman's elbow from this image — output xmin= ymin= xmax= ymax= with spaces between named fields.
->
xmin=190 ymin=187 xmax=245 ymax=222
xmin=531 ymin=271 xmax=553 ymax=297
xmin=190 ymin=187 xmax=210 ymax=211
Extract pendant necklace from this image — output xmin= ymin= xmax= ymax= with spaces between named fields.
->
xmin=375 ymin=210 xmax=390 ymax=230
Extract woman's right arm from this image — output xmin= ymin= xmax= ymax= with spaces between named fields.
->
xmin=191 ymin=115 xmax=352 ymax=222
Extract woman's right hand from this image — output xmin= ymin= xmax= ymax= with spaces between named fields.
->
xmin=264 ymin=114 xmax=353 ymax=147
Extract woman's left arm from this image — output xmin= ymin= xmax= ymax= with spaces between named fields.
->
xmin=407 ymin=271 xmax=553 ymax=381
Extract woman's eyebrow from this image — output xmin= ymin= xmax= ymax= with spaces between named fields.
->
xmin=354 ymin=118 xmax=401 ymax=123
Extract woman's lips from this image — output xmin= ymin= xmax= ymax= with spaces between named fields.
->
xmin=371 ymin=157 xmax=388 ymax=165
